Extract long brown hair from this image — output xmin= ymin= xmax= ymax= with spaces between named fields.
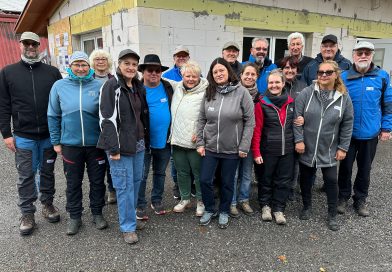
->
xmin=317 ymin=60 xmax=347 ymax=94
xmin=206 ymin=57 xmax=238 ymax=101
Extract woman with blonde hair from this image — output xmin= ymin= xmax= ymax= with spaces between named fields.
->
xmin=294 ymin=60 xmax=354 ymax=231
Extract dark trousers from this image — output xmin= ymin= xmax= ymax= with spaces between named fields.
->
xmin=338 ymin=137 xmax=378 ymax=205
xmin=300 ymin=163 xmax=338 ymax=216
xmin=105 ymin=155 xmax=114 ymax=192
xmin=62 ymin=146 xmax=106 ymax=219
xmin=200 ymin=155 xmax=239 ymax=214
xmin=257 ymin=153 xmax=293 ymax=212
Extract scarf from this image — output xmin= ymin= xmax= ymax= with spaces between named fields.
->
xmin=319 ymin=90 xmax=335 ymax=108
xmin=246 ymin=84 xmax=258 ymax=100
xmin=21 ymin=55 xmax=41 ymax=65
xmin=66 ymin=67 xmax=95 ymax=81
xmin=216 ymin=82 xmax=238 ymax=94
xmin=266 ymin=90 xmax=288 ymax=109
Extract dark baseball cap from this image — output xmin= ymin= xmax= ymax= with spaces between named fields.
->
xmin=322 ymin=34 xmax=338 ymax=44
xmin=118 ymin=49 xmax=140 ymax=61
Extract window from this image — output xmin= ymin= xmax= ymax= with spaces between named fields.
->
xmin=80 ymin=32 xmax=103 ymax=56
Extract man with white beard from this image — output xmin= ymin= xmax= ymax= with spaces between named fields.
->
xmin=337 ymin=41 xmax=392 ymax=217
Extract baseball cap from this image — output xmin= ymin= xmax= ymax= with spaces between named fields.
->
xmin=222 ymin=41 xmax=240 ymax=51
xmin=353 ymin=41 xmax=375 ymax=51
xmin=321 ymin=34 xmax=338 ymax=44
xmin=173 ymin=45 xmax=189 ymax=56
xmin=20 ymin=31 xmax=40 ymax=43
xmin=118 ymin=49 xmax=140 ymax=61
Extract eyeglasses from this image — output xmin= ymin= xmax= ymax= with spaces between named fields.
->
xmin=72 ymin=63 xmax=89 ymax=69
xmin=22 ymin=41 xmax=39 ymax=48
xmin=94 ymin=58 xmax=108 ymax=62
xmin=355 ymin=50 xmax=373 ymax=57
xmin=317 ymin=70 xmax=335 ymax=76
xmin=253 ymin=47 xmax=268 ymax=52
xmin=146 ymin=68 xmax=162 ymax=74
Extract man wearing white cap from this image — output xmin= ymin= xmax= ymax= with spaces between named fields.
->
xmin=337 ymin=41 xmax=392 ymax=216
xmin=0 ymin=31 xmax=63 ymax=235
xmin=222 ymin=41 xmax=242 ymax=77
xmin=163 ymin=45 xmax=190 ymax=82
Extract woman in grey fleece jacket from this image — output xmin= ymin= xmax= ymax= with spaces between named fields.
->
xmin=294 ymin=60 xmax=353 ymax=231
xmin=196 ymin=58 xmax=255 ymax=229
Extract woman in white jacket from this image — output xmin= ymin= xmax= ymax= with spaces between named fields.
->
xmin=166 ymin=61 xmax=208 ymax=216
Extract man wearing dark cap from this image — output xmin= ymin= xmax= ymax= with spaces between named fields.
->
xmin=0 ymin=31 xmax=63 ymax=235
xmin=162 ymin=45 xmax=190 ymax=81
xmin=302 ymin=34 xmax=352 ymax=85
xmin=222 ymin=41 xmax=242 ymax=77
xmin=137 ymin=54 xmax=174 ymax=218
xmin=337 ymin=41 xmax=392 ymax=217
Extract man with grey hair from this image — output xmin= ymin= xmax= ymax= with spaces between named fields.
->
xmin=0 ymin=31 xmax=63 ymax=235
xmin=245 ymin=37 xmax=277 ymax=93
xmin=337 ymin=41 xmax=392 ymax=217
xmin=222 ymin=41 xmax=242 ymax=77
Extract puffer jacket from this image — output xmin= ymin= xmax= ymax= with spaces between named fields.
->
xmin=294 ymin=83 xmax=354 ymax=167
xmin=47 ymin=73 xmax=103 ymax=147
xmin=302 ymin=50 xmax=351 ymax=86
xmin=342 ymin=64 xmax=392 ymax=139
xmin=170 ymin=78 xmax=208 ymax=149
xmin=196 ymin=82 xmax=255 ymax=154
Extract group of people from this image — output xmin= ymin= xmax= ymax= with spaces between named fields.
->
xmin=0 ymin=30 xmax=391 ymax=245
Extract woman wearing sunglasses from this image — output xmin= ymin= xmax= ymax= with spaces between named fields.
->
xmin=294 ymin=60 xmax=354 ymax=231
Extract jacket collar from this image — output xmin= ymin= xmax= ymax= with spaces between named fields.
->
xmin=345 ymin=63 xmax=379 ymax=80
xmin=314 ymin=83 xmax=343 ymax=102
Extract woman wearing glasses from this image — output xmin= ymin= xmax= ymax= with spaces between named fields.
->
xmin=294 ymin=60 xmax=354 ymax=231
xmin=48 ymin=51 xmax=107 ymax=235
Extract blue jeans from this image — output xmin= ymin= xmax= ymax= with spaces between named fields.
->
xmin=14 ymin=136 xmax=57 ymax=214
xmin=137 ymin=145 xmax=171 ymax=208
xmin=108 ymin=151 xmax=144 ymax=232
xmin=232 ymin=151 xmax=254 ymax=205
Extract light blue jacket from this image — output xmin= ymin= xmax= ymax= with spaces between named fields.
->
xmin=47 ymin=70 xmax=103 ymax=146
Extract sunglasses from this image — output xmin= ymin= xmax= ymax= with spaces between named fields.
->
xmin=317 ymin=70 xmax=335 ymax=76
xmin=22 ymin=41 xmax=39 ymax=48
xmin=146 ymin=68 xmax=162 ymax=74
xmin=355 ymin=50 xmax=373 ymax=57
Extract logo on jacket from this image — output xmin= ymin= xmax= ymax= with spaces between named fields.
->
xmin=160 ymin=98 xmax=167 ymax=103
xmin=208 ymin=107 xmax=215 ymax=111
xmin=88 ymin=91 xmax=97 ymax=97
xmin=365 ymin=87 xmax=374 ymax=91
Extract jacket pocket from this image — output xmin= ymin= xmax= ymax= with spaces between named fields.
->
xmin=110 ymin=168 xmax=127 ymax=190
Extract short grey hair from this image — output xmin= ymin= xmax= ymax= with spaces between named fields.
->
xmin=287 ymin=32 xmax=305 ymax=47
xmin=89 ymin=49 xmax=113 ymax=71
xmin=180 ymin=60 xmax=201 ymax=77
xmin=251 ymin=37 xmax=269 ymax=48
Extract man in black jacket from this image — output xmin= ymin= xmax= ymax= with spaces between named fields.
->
xmin=0 ymin=32 xmax=63 ymax=235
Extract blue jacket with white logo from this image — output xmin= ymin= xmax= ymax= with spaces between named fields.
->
xmin=47 ymin=71 xmax=103 ymax=146
xmin=243 ymin=55 xmax=277 ymax=94
xmin=342 ymin=64 xmax=392 ymax=139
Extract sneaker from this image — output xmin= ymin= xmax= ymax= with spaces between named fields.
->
xmin=173 ymin=199 xmax=191 ymax=213
xmin=66 ymin=218 xmax=82 ymax=235
xmin=273 ymin=212 xmax=287 ymax=225
xmin=173 ymin=184 xmax=180 ymax=199
xmin=19 ymin=214 xmax=36 ymax=236
xmin=191 ymin=183 xmax=196 ymax=197
xmin=196 ymin=201 xmax=205 ymax=217
xmin=299 ymin=207 xmax=312 ymax=220
xmin=218 ymin=212 xmax=229 ymax=229
xmin=92 ymin=215 xmax=108 ymax=230
xmin=261 ymin=205 xmax=272 ymax=221
xmin=327 ymin=215 xmax=340 ymax=231
xmin=239 ymin=201 xmax=254 ymax=215
xmin=136 ymin=220 xmax=146 ymax=230
xmin=123 ymin=232 xmax=138 ymax=244
xmin=230 ymin=204 xmax=240 ymax=218
xmin=199 ymin=211 xmax=216 ymax=226
xmin=136 ymin=208 xmax=149 ymax=220
xmin=42 ymin=204 xmax=60 ymax=223
xmin=107 ymin=191 xmax=117 ymax=204
xmin=355 ymin=202 xmax=369 ymax=217
xmin=151 ymin=202 xmax=166 ymax=215
xmin=337 ymin=199 xmax=348 ymax=214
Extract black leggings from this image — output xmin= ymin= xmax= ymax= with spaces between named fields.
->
xmin=299 ymin=163 xmax=338 ymax=216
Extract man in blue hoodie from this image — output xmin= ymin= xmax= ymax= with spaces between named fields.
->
xmin=244 ymin=37 xmax=277 ymax=94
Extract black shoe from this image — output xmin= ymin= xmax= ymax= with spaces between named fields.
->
xmin=337 ymin=199 xmax=348 ymax=214
xmin=136 ymin=208 xmax=149 ymax=220
xmin=67 ymin=218 xmax=82 ymax=235
xmin=93 ymin=215 xmax=108 ymax=230
xmin=299 ymin=208 xmax=312 ymax=220
xmin=151 ymin=202 xmax=166 ymax=215
xmin=327 ymin=215 xmax=339 ymax=231
xmin=173 ymin=184 xmax=180 ymax=199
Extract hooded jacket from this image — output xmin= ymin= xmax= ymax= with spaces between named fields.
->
xmin=196 ymin=82 xmax=255 ymax=154
xmin=285 ymin=78 xmax=307 ymax=100
xmin=243 ymin=55 xmax=277 ymax=94
xmin=170 ymin=78 xmax=208 ymax=149
xmin=0 ymin=60 xmax=62 ymax=140
xmin=47 ymin=71 xmax=103 ymax=147
xmin=342 ymin=64 xmax=392 ymax=139
xmin=294 ymin=83 xmax=354 ymax=168
xmin=302 ymin=50 xmax=352 ymax=86
xmin=162 ymin=65 xmax=182 ymax=82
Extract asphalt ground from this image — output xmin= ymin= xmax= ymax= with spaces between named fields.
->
xmin=0 ymin=141 xmax=391 ymax=272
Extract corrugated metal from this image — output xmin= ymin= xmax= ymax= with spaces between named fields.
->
xmin=0 ymin=14 xmax=49 ymax=69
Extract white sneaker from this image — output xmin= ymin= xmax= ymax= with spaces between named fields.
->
xmin=261 ymin=205 xmax=272 ymax=221
xmin=196 ymin=201 xmax=205 ymax=217
xmin=273 ymin=211 xmax=287 ymax=225
xmin=173 ymin=199 xmax=191 ymax=213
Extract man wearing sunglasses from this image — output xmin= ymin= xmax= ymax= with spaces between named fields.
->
xmin=337 ymin=41 xmax=392 ymax=217
xmin=0 ymin=31 xmax=63 ymax=235
xmin=136 ymin=54 xmax=174 ymax=218
xmin=303 ymin=34 xmax=352 ymax=86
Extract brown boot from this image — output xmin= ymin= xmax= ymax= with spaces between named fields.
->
xmin=123 ymin=232 xmax=138 ymax=244
xmin=19 ymin=214 xmax=36 ymax=236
